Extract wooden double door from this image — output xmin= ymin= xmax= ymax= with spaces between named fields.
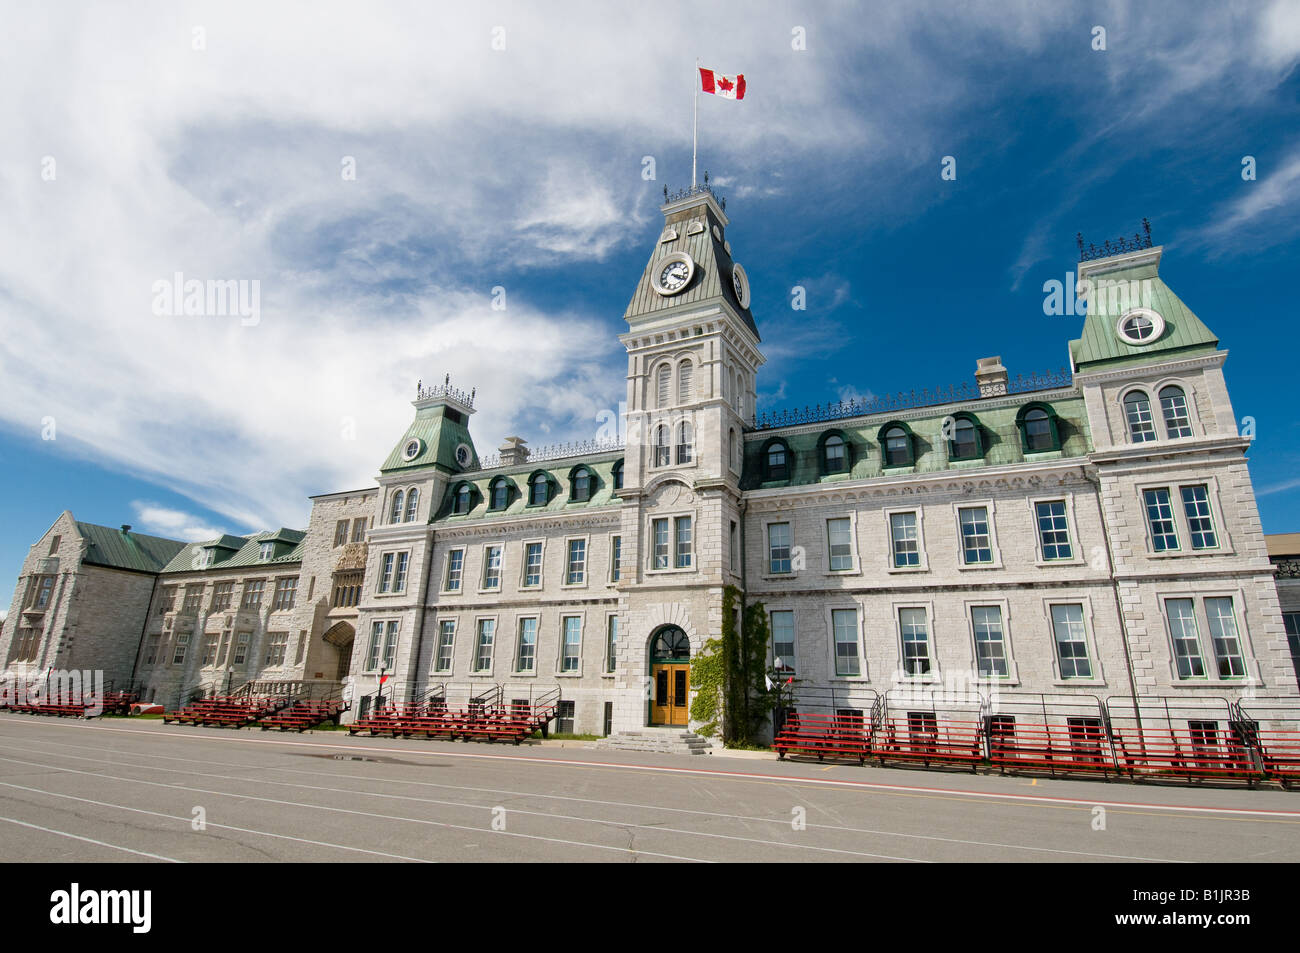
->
xmin=651 ymin=663 xmax=690 ymax=726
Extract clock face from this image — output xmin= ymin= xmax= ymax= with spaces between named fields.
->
xmin=732 ymin=262 xmax=751 ymax=309
xmin=455 ymin=443 xmax=472 ymax=467
xmin=651 ymin=252 xmax=695 ymax=296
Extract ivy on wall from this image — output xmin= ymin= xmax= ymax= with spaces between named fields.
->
xmin=689 ymin=585 xmax=778 ymax=745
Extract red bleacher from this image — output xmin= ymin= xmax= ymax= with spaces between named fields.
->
xmin=774 ymin=712 xmax=872 ymax=764
xmin=258 ymin=699 xmax=346 ymax=732
xmin=348 ymin=687 xmax=559 ymax=744
xmin=163 ymin=695 xmax=287 ymax=728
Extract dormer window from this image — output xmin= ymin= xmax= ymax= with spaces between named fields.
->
xmin=452 ymin=484 xmax=473 ymax=515
xmin=571 ymin=467 xmax=593 ymax=502
xmin=489 ymin=477 xmax=512 ymax=511
xmin=612 ymin=460 xmax=624 ymax=491
xmin=529 ymin=472 xmax=551 ymax=506
xmin=765 ymin=441 xmax=789 ymax=481
xmin=259 ymin=542 xmax=274 ymax=560
xmin=880 ymin=423 xmax=915 ymax=467
xmin=821 ymin=433 xmax=847 ymax=473
xmin=1017 ymin=404 xmax=1061 ymax=453
xmin=948 ymin=414 xmax=984 ymax=461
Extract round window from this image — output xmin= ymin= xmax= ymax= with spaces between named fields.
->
xmin=402 ymin=439 xmax=422 ymax=461
xmin=1116 ymin=309 xmax=1165 ymax=346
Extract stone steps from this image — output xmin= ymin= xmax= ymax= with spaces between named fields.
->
xmin=596 ymin=727 xmax=717 ymax=756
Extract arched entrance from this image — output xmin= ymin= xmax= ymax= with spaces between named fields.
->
xmin=323 ymin=621 xmax=355 ymax=681
xmin=649 ymin=625 xmax=691 ymax=726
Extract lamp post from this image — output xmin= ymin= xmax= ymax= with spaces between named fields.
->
xmin=375 ymin=667 xmax=387 ymax=710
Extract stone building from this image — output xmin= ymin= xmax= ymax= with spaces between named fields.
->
xmin=1267 ymin=533 xmax=1300 ymax=691
xmin=2 ymin=185 xmax=1297 ymax=733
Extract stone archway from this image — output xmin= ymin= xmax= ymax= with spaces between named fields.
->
xmin=323 ymin=621 xmax=355 ymax=681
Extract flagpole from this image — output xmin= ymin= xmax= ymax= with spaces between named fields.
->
xmin=692 ymin=58 xmax=699 ymax=188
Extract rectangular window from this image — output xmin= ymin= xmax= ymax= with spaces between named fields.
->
xmin=610 ymin=536 xmax=622 ymax=582
xmin=435 ymin=620 xmax=455 ymax=673
xmin=889 ymin=512 xmax=919 ymax=568
xmin=331 ymin=571 xmax=362 ymax=608
xmin=971 ymin=606 xmax=1008 ymax=677
xmin=183 ymin=586 xmax=203 ymax=612
xmin=1035 ymin=501 xmax=1073 ymax=560
xmin=771 ymin=610 xmax=796 ymax=673
xmin=606 ymin=615 xmax=618 ymax=672
xmin=566 ymin=539 xmax=586 ymax=585
xmin=233 ymin=631 xmax=250 ymax=664
xmin=334 ymin=520 xmax=349 ymax=547
xmin=201 ymin=634 xmax=218 ymax=665
xmin=159 ymin=586 xmax=177 ymax=614
xmin=899 ymin=607 xmax=931 ymax=676
xmin=212 ymin=582 xmax=234 ymax=611
xmin=366 ymin=621 xmax=382 ymax=670
xmin=958 ymin=507 xmax=993 ymax=564
xmin=523 ymin=542 xmax=543 ymax=587
xmin=217 ymin=630 xmax=230 ymax=665
xmin=351 ymin=517 xmax=367 ymax=543
xmin=172 ymin=632 xmax=190 ymax=665
xmin=482 ymin=545 xmax=502 ymax=590
xmin=675 ymin=516 xmax=693 ymax=569
xmin=1051 ymin=604 xmax=1092 ymax=679
xmin=561 ymin=616 xmax=582 ymax=672
xmin=379 ymin=553 xmax=395 ymax=593
xmin=831 ymin=608 xmax=860 ymax=676
xmin=240 ymin=581 xmax=263 ymax=609
xmin=1143 ymin=488 xmax=1180 ymax=552
xmin=382 ymin=621 xmax=398 ymax=670
xmin=1205 ymin=597 xmax=1245 ymax=678
xmin=827 ymin=518 xmax=853 ymax=571
xmin=264 ymin=631 xmax=289 ymax=666
xmin=444 ymin=550 xmax=464 ymax=592
xmin=768 ymin=522 xmax=792 ymax=574
xmin=272 ymin=577 xmax=297 ymax=611
xmin=144 ymin=634 xmax=160 ymax=665
xmin=1166 ymin=598 xmax=1205 ymax=679
xmin=730 ymin=521 xmax=739 ymax=572
xmin=1180 ymin=485 xmax=1218 ymax=550
xmin=516 ymin=617 xmax=537 ymax=672
xmin=474 ymin=619 xmax=496 ymax=671
xmin=652 ymin=518 xmax=670 ymax=570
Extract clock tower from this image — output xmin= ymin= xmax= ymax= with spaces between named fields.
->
xmin=611 ymin=182 xmax=765 ymax=732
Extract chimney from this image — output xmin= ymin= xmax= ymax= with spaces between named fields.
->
xmin=975 ymin=356 xmax=1008 ymax=398
xmin=120 ymin=524 xmax=132 ymax=533
xmin=498 ymin=436 xmax=530 ymax=466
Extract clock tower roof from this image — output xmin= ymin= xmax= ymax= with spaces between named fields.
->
xmin=379 ymin=377 xmax=479 ymax=475
xmin=623 ymin=183 xmax=760 ymax=342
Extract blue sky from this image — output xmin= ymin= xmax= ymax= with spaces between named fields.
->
xmin=2 ymin=1 xmax=1299 ymax=596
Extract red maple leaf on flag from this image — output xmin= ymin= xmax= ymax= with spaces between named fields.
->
xmin=717 ymin=76 xmax=734 ymax=92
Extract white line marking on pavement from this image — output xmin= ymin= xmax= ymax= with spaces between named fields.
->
xmin=0 ymin=813 xmax=183 ymax=862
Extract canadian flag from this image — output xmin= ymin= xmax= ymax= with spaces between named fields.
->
xmin=699 ymin=67 xmax=746 ymax=100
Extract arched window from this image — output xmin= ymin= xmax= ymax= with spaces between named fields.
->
xmin=948 ymin=414 xmax=983 ymax=460
xmin=676 ymin=420 xmax=693 ymax=464
xmin=452 ymin=484 xmax=472 ymax=515
xmin=1017 ymin=404 xmax=1060 ymax=453
xmin=405 ymin=487 xmax=419 ymax=522
xmin=612 ymin=460 xmax=624 ymax=491
xmin=656 ymin=364 xmax=671 ymax=409
xmin=570 ymin=467 xmax=593 ymax=502
xmin=1124 ymin=390 xmax=1156 ymax=442
xmin=389 ymin=490 xmax=404 ymax=524
xmin=678 ymin=360 xmax=693 ymax=404
xmin=880 ymin=423 xmax=914 ymax=467
xmin=1159 ymin=385 xmax=1192 ymax=438
xmin=653 ymin=424 xmax=670 ymax=467
xmin=765 ymin=441 xmax=789 ymax=481
xmin=650 ymin=625 xmax=691 ymax=661
xmin=489 ymin=478 xmax=511 ymax=511
xmin=529 ymin=472 xmax=550 ymax=506
xmin=821 ymin=433 xmax=847 ymax=473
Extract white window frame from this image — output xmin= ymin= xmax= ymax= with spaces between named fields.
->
xmin=825 ymin=604 xmax=866 ymax=680
xmin=377 ymin=550 xmax=411 ymax=595
xmin=515 ymin=615 xmax=539 ymax=675
xmin=558 ymin=614 xmax=583 ymax=676
xmin=562 ymin=535 xmax=590 ymax=588
xmin=1157 ymin=588 xmax=1254 ymax=685
xmin=1152 ymin=377 xmax=1200 ymax=439
xmin=480 ymin=544 xmax=504 ymax=592
xmin=763 ymin=517 xmax=796 ymax=578
xmin=472 ymin=616 xmax=498 ymax=676
xmin=603 ymin=612 xmax=619 ymax=676
xmin=1136 ymin=476 xmax=1233 ymax=558
xmin=883 ymin=506 xmax=928 ymax=573
xmin=963 ymin=598 xmax=1018 ymax=684
xmin=824 ymin=514 xmax=859 ymax=575
xmin=433 ymin=619 xmax=456 ymax=674
xmin=769 ymin=607 xmax=797 ymax=675
xmin=952 ymin=500 xmax=1002 ymax=570
xmin=1028 ymin=494 xmax=1085 ymax=567
xmin=442 ymin=547 xmax=466 ymax=593
xmin=608 ymin=534 xmax=622 ymax=584
xmin=1042 ymin=596 xmax=1105 ymax=686
xmin=646 ymin=513 xmax=695 ymax=574
xmin=892 ymin=600 xmax=938 ymax=683
xmin=521 ymin=539 xmax=545 ymax=589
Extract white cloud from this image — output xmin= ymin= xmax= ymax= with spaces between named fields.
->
xmin=130 ymin=502 xmax=228 ymax=541
xmin=1198 ymin=149 xmax=1300 ymax=250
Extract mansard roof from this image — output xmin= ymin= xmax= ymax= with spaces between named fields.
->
xmin=161 ymin=529 xmax=305 ymax=574
xmin=434 ymin=450 xmax=624 ymax=522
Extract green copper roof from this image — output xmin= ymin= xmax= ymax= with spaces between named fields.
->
xmin=624 ymin=196 xmax=760 ymax=340
xmin=743 ymin=395 xmax=1091 ymax=488
xmin=381 ymin=402 xmax=478 ymax=474
xmin=434 ymin=453 xmax=623 ymax=522
xmin=75 ymin=522 xmax=187 ymax=573
xmin=1070 ymin=253 xmax=1218 ymax=369
xmin=162 ymin=530 xmax=304 ymax=574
